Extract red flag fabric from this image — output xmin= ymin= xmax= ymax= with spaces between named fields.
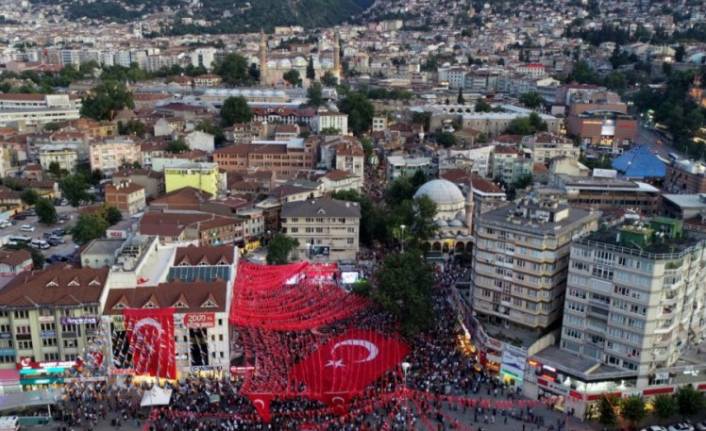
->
xmin=291 ymin=329 xmax=409 ymax=404
xmin=247 ymin=393 xmax=273 ymax=423
xmin=123 ymin=308 xmax=176 ymax=380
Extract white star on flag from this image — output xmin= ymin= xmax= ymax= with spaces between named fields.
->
xmin=325 ymin=359 xmax=345 ymax=368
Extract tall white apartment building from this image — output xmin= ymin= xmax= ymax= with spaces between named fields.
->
xmin=560 ymin=217 xmax=706 ymax=385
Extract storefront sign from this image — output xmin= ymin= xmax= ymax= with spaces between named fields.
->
xmin=537 ymin=377 xmax=570 ymax=396
xmin=0 ymin=348 xmax=15 ymax=356
xmin=61 ymin=316 xmax=99 ymax=325
xmin=190 ymin=365 xmax=222 ymax=373
xmin=38 ymin=316 xmax=55 ymax=323
xmin=0 ymin=333 xmax=11 ymax=339
xmin=111 ymin=368 xmax=135 ymax=376
xmin=40 ymin=330 xmax=56 ymax=338
xmin=500 ymin=343 xmax=527 ymax=384
xmin=183 ymin=313 xmax=215 ymax=329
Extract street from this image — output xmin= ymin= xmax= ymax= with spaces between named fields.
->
xmin=1 ymin=205 xmax=80 ymax=259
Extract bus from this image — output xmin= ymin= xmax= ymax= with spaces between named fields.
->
xmin=7 ymin=235 xmax=31 ymax=245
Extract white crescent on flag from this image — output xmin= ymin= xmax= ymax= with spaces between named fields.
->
xmin=253 ymin=399 xmax=265 ymax=409
xmin=331 ymin=339 xmax=379 ymax=363
xmin=133 ymin=318 xmax=163 ymax=335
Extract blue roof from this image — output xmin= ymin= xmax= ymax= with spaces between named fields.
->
xmin=611 ymin=145 xmax=666 ymax=179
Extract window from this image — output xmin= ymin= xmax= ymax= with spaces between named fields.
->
xmin=17 ymin=340 xmax=33 ymax=350
xmin=14 ymin=310 xmax=28 ymax=319
xmin=63 ymin=339 xmax=78 ymax=348
xmin=347 ymin=238 xmax=354 ymax=244
xmin=42 ymin=338 xmax=57 ymax=347
xmin=44 ymin=352 xmax=60 ymax=361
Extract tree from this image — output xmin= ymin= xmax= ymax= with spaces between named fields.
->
xmin=248 ymin=63 xmax=260 ymax=82
xmin=457 ymin=88 xmax=465 ymax=105
xmin=598 ymin=395 xmax=618 ymax=427
xmin=71 ymin=213 xmax=109 ymax=245
xmin=411 ymin=112 xmax=431 ymax=131
xmin=505 ymin=113 xmax=547 ymax=135
xmin=80 ymin=80 xmax=134 ymax=121
xmin=35 ymin=198 xmax=57 ymax=225
xmin=20 ymin=189 xmax=39 ymax=206
xmin=360 ymin=137 xmax=374 ymax=162
xmin=118 ymin=119 xmax=146 ymax=137
xmin=321 ymin=71 xmax=338 ymax=87
xmin=307 ymin=81 xmax=323 ymax=107
xmin=676 ymin=385 xmax=705 ymax=416
xmin=283 ymin=69 xmax=302 ymax=87
xmin=306 ymin=56 xmax=316 ymax=80
xmin=371 ymin=250 xmax=434 ymax=334
xmin=436 ymin=131 xmax=456 ymax=148
xmin=652 ymin=394 xmax=676 ymax=420
xmin=408 ymin=196 xmax=438 ymax=247
xmin=165 ymin=138 xmax=189 ymax=153
xmin=475 ymin=98 xmax=492 ymax=112
xmin=519 ymin=91 xmax=543 ymax=109
xmin=266 ymin=234 xmax=299 ymax=264
xmin=621 ymin=395 xmax=646 ymax=427
xmin=529 ymin=112 xmax=548 ymax=131
xmin=338 ymin=91 xmax=374 ymax=135
xmin=213 ymin=53 xmax=250 ymax=86
xmin=385 ymin=176 xmax=416 ymax=207
xmin=221 ymin=96 xmax=252 ymax=126
xmin=59 ymin=174 xmax=90 ymax=207
xmin=567 ymin=61 xmax=599 ymax=84
xmin=104 ymin=206 xmax=123 ymax=225
xmin=675 ymin=45 xmax=685 ymax=62
xmin=195 ymin=120 xmax=225 ymax=146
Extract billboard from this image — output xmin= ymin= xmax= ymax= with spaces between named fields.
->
xmin=183 ymin=312 xmax=216 ymax=329
xmin=500 ymin=343 xmax=527 ymax=384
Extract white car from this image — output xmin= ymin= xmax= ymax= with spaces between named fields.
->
xmin=641 ymin=426 xmax=667 ymax=431
xmin=19 ymin=224 xmax=35 ymax=232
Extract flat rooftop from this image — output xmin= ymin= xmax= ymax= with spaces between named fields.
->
xmin=82 ymin=239 xmax=123 ymax=256
xmin=580 ymin=227 xmax=706 ymax=256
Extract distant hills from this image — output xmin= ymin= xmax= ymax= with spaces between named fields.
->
xmin=36 ymin=0 xmax=375 ymax=33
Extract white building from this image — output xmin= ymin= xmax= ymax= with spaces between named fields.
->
xmin=185 ymin=130 xmax=215 ymax=153
xmin=0 ymin=94 xmax=81 ymax=128
xmin=313 ymin=112 xmax=349 ymax=135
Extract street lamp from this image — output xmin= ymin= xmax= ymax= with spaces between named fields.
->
xmin=399 ymin=224 xmax=406 ymax=253
xmin=401 ymin=361 xmax=411 ymax=389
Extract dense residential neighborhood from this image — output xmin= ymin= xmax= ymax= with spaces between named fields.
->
xmin=0 ymin=0 xmax=705 ymax=429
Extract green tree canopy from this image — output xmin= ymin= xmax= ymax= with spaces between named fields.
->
xmin=321 ymin=71 xmax=338 ymax=87
xmin=306 ymin=56 xmax=316 ymax=80
xmin=221 ymin=96 xmax=253 ymax=126
xmin=266 ymin=233 xmax=299 ymax=264
xmin=71 ymin=213 xmax=109 ymax=245
xmin=80 ymin=80 xmax=134 ymax=121
xmin=620 ymin=395 xmax=646 ymax=427
xmin=35 ymin=198 xmax=57 ymax=225
xmin=20 ymin=189 xmax=39 ymax=206
xmin=213 ymin=53 xmax=251 ymax=86
xmin=505 ymin=113 xmax=547 ymax=135
xmin=519 ymin=91 xmax=543 ymax=109
xmin=371 ymin=250 xmax=435 ymax=334
xmin=598 ymin=395 xmax=618 ymax=427
xmin=475 ymin=98 xmax=492 ymax=112
xmin=118 ymin=119 xmax=146 ymax=137
xmin=307 ymin=81 xmax=323 ymax=107
xmin=283 ymin=69 xmax=302 ymax=87
xmin=457 ymin=88 xmax=465 ymax=105
xmin=436 ymin=131 xmax=456 ymax=148
xmin=104 ymin=206 xmax=123 ymax=225
xmin=338 ymin=91 xmax=374 ymax=135
xmin=165 ymin=138 xmax=190 ymax=153
xmin=59 ymin=174 xmax=90 ymax=207
xmin=652 ymin=394 xmax=677 ymax=420
xmin=48 ymin=161 xmax=63 ymax=178
xmin=676 ymin=385 xmax=705 ymax=416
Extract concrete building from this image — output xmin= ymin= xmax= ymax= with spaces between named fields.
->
xmin=213 ymin=138 xmax=317 ymax=179
xmin=0 ymin=266 xmax=108 ymax=380
xmin=386 ymin=155 xmax=434 ymax=181
xmin=80 ymin=239 xmax=125 ymax=269
xmin=185 ymin=130 xmax=215 ymax=153
xmin=491 ymin=146 xmax=533 ymax=185
xmin=280 ymin=198 xmax=360 ymax=261
xmin=472 ymin=193 xmax=600 ymax=330
xmin=559 ymin=218 xmax=706 ymax=384
xmin=665 ymin=159 xmax=706 ymax=194
xmin=112 ymin=169 xmax=163 ymax=199
xmin=105 ymin=181 xmax=147 ymax=216
xmin=313 ymin=112 xmax=349 ymax=135
xmin=38 ymin=146 xmax=78 ymax=172
xmin=89 ymin=138 xmax=142 ymax=174
xmin=164 ymin=162 xmax=222 ymax=197
xmin=0 ymin=93 xmax=81 ymax=128
xmin=523 ymin=133 xmax=580 ymax=166
xmin=550 ymin=174 xmax=661 ymax=215
xmin=0 ymin=249 xmax=33 ymax=276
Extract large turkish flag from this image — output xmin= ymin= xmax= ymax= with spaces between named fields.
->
xmin=123 ymin=308 xmax=177 ymax=380
xmin=290 ymin=329 xmax=409 ymax=404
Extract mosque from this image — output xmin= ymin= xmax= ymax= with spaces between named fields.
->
xmin=413 ymin=178 xmax=475 ymax=254
xmin=257 ymin=31 xmax=342 ymax=87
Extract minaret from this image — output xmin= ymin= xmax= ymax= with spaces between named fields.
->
xmin=465 ymin=176 xmax=475 ymax=234
xmin=259 ymin=30 xmax=268 ymax=86
xmin=333 ymin=31 xmax=341 ymax=78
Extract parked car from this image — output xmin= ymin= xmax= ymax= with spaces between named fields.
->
xmin=0 ymin=221 xmax=10 ymax=229
xmin=48 ymin=237 xmax=64 ymax=246
xmin=695 ymin=421 xmax=706 ymax=431
xmin=30 ymin=239 xmax=49 ymax=250
xmin=20 ymin=224 xmax=35 ymax=232
xmin=52 ymin=228 xmax=66 ymax=236
xmin=669 ymin=423 xmax=695 ymax=431
xmin=641 ymin=426 xmax=667 ymax=431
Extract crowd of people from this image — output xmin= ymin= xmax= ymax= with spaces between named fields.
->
xmin=44 ymin=257 xmax=577 ymax=431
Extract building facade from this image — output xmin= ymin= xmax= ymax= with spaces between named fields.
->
xmin=89 ymin=138 xmax=142 ymax=174
xmin=280 ymin=198 xmax=361 ymax=261
xmin=164 ymin=162 xmax=222 ymax=197
xmin=472 ymin=194 xmax=600 ymax=330
xmin=104 ymin=181 xmax=147 ymax=215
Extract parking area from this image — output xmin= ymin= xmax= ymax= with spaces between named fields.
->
xmin=0 ymin=205 xmax=80 ymax=260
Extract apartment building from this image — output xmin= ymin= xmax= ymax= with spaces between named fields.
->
xmin=281 ymin=198 xmax=361 ymax=261
xmin=0 ymin=266 xmax=109 ymax=385
xmin=559 ymin=218 xmax=706 ymax=383
xmin=471 ymin=194 xmax=599 ymax=330
xmin=89 ymin=137 xmax=142 ymax=173
xmin=312 ymin=112 xmax=349 ymax=135
xmin=38 ymin=146 xmax=78 ymax=172
xmin=0 ymin=94 xmax=81 ymax=128
xmin=664 ymin=159 xmax=706 ymax=194
xmin=164 ymin=162 xmax=223 ymax=197
xmin=104 ymin=181 xmax=147 ymax=216
xmin=522 ymin=133 xmax=580 ymax=166
xmin=213 ymin=139 xmax=317 ymax=179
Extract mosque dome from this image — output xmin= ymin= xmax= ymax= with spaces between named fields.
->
xmin=414 ymin=179 xmax=464 ymax=207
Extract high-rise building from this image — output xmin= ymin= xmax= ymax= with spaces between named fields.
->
xmin=559 ymin=217 xmax=706 ymax=383
xmin=471 ymin=193 xmax=599 ymax=330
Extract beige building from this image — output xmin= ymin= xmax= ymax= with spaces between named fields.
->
xmin=89 ymin=137 xmax=141 ymax=173
xmin=471 ymin=193 xmax=599 ymax=331
xmin=105 ymin=181 xmax=147 ymax=216
xmin=38 ymin=146 xmax=78 ymax=172
xmin=280 ymin=198 xmax=360 ymax=261
xmin=522 ymin=133 xmax=580 ymax=165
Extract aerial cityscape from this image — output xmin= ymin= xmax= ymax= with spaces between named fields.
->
xmin=0 ymin=0 xmax=705 ymax=429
